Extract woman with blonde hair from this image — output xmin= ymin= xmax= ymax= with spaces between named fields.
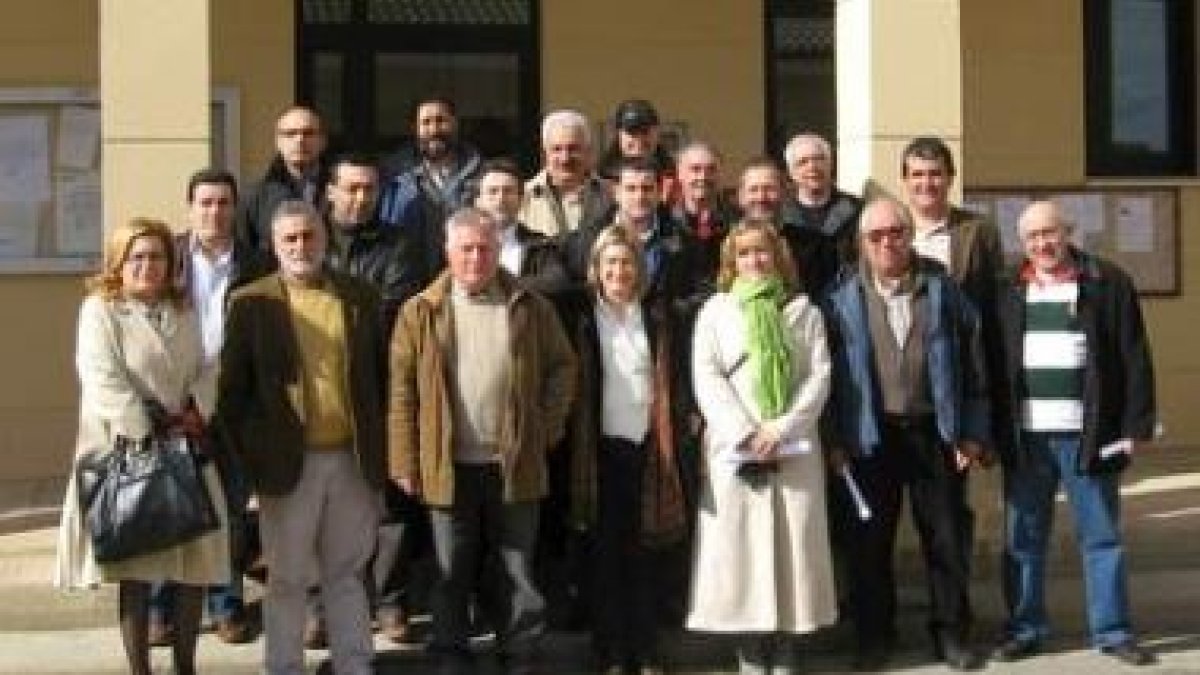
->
xmin=56 ymin=218 xmax=229 ymax=675
xmin=566 ymin=224 xmax=688 ymax=674
xmin=687 ymin=219 xmax=836 ymax=674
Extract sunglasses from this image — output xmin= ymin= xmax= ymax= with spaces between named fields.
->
xmin=863 ymin=226 xmax=909 ymax=244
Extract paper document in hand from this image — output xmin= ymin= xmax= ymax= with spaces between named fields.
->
xmin=839 ymin=466 xmax=872 ymax=521
xmin=1099 ymin=438 xmax=1133 ymax=459
xmin=719 ymin=439 xmax=812 ymax=464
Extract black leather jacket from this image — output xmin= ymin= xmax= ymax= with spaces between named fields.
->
xmin=326 ymin=217 xmax=427 ymax=335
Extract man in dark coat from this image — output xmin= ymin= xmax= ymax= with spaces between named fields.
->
xmin=378 ymin=96 xmax=483 ymax=276
xmin=235 ymin=106 xmax=330 ymax=257
xmin=991 ymin=201 xmax=1156 ymax=667
xmin=217 ymin=200 xmax=388 ymax=675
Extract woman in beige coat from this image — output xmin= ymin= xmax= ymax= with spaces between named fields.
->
xmin=55 ymin=218 xmax=228 ymax=675
xmin=686 ymin=220 xmax=836 ymax=675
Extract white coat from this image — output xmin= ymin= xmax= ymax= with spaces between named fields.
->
xmin=55 ymin=295 xmax=229 ymax=590
xmin=686 ymin=291 xmax=837 ymax=633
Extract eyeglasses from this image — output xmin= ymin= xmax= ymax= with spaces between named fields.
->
xmin=277 ymin=127 xmax=320 ymax=138
xmin=124 ymin=252 xmax=167 ymax=265
xmin=863 ymin=226 xmax=909 ymax=244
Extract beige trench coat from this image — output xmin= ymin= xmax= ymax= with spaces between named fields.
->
xmin=55 ymin=295 xmax=229 ymax=590
xmin=686 ymin=292 xmax=837 ymax=633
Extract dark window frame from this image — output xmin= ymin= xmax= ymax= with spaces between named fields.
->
xmin=764 ymin=0 xmax=836 ymax=159
xmin=1084 ymin=0 xmax=1196 ymax=176
xmin=295 ymin=0 xmax=541 ymax=168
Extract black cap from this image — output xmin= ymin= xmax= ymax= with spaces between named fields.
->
xmin=614 ymin=98 xmax=659 ymax=132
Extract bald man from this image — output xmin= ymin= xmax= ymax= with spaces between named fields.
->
xmin=991 ymin=201 xmax=1157 ymax=667
xmin=236 ymin=106 xmax=330 ymax=255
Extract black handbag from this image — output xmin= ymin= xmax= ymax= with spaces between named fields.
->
xmin=76 ymin=433 xmax=220 ymax=563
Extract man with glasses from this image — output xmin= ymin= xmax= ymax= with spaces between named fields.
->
xmin=823 ymin=199 xmax=990 ymax=672
xmin=991 ymin=202 xmax=1156 ymax=667
xmin=236 ymin=106 xmax=330 ymax=256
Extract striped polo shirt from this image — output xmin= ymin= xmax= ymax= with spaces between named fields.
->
xmin=1021 ymin=279 xmax=1087 ymax=431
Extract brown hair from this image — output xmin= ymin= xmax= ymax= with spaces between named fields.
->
xmin=586 ymin=224 xmax=647 ymax=300
xmin=86 ymin=217 xmax=185 ymax=304
xmin=715 ymin=219 xmax=798 ymax=293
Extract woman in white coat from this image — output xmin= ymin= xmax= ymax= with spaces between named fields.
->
xmin=55 ymin=218 xmax=228 ymax=675
xmin=687 ymin=220 xmax=836 ymax=675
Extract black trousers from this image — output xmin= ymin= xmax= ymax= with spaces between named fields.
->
xmin=428 ymin=463 xmax=544 ymax=654
xmin=843 ymin=415 xmax=974 ymax=645
xmin=592 ymin=436 xmax=658 ymax=665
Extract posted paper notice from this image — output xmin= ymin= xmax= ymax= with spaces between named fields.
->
xmin=1114 ymin=197 xmax=1155 ymax=253
xmin=0 ymin=116 xmax=52 ymax=202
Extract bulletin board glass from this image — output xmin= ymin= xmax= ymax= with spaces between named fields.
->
xmin=962 ymin=187 xmax=1179 ymax=296
xmin=0 ymin=87 xmax=240 ymax=274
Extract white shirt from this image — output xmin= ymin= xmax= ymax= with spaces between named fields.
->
xmin=872 ymin=274 xmax=913 ymax=349
xmin=498 ymin=223 xmax=525 ymax=276
xmin=595 ymin=299 xmax=652 ymax=443
xmin=912 ymin=219 xmax=952 ymax=269
xmin=188 ymin=236 xmax=234 ymax=363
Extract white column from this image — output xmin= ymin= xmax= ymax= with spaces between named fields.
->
xmin=835 ymin=0 xmax=964 ymax=202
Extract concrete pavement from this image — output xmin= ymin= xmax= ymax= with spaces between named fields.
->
xmin=0 ymin=444 xmax=1196 ymax=673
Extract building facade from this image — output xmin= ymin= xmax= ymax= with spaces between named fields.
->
xmin=0 ymin=0 xmax=1194 ymax=515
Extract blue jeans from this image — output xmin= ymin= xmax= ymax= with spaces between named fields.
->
xmin=1002 ymin=432 xmax=1132 ymax=648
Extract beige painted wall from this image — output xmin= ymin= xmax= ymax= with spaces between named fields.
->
xmin=0 ymin=2 xmax=98 ymax=481
xmin=0 ymin=0 xmax=295 ymax=483
xmin=962 ymin=0 xmax=1199 ymax=445
xmin=212 ymin=0 xmax=294 ymax=179
xmin=541 ymin=0 xmax=764 ymax=172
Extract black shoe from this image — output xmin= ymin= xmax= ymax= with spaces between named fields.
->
xmin=1101 ymin=641 xmax=1156 ymax=666
xmin=852 ymin=643 xmax=892 ymax=672
xmin=992 ymin=636 xmax=1039 ymax=662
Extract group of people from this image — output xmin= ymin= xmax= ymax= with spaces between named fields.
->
xmin=54 ymin=95 xmax=1159 ymax=675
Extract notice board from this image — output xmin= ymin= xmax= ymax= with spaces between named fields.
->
xmin=962 ymin=187 xmax=1179 ymax=296
xmin=0 ymin=87 xmax=240 ymax=274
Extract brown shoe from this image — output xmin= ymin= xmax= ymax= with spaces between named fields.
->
xmin=377 ymin=607 xmax=411 ymax=644
xmin=147 ymin=618 xmax=174 ymax=647
xmin=214 ymin=615 xmax=253 ymax=644
xmin=303 ymin=615 xmax=328 ymax=650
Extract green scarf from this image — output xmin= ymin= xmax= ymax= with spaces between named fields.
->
xmin=731 ymin=276 xmax=793 ymax=419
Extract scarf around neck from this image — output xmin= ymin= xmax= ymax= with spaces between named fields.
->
xmin=731 ymin=276 xmax=793 ymax=419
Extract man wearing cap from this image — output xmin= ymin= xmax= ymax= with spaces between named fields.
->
xmin=521 ymin=109 xmax=614 ymax=238
xmin=597 ymin=98 xmax=679 ymax=203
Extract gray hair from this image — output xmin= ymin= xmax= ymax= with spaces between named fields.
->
xmin=675 ymin=140 xmax=723 ymax=166
xmin=783 ymin=132 xmax=832 ymax=168
xmin=270 ymin=199 xmax=322 ymax=233
xmin=858 ymin=197 xmax=912 ymax=236
xmin=444 ymin=206 xmax=499 ymax=244
xmin=540 ymin=109 xmax=592 ymax=148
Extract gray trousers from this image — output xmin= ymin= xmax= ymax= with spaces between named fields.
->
xmin=260 ymin=450 xmax=380 ymax=675
xmin=429 ymin=462 xmax=545 ymax=654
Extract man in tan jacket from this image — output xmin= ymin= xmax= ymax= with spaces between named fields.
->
xmin=389 ymin=206 xmax=577 ymax=673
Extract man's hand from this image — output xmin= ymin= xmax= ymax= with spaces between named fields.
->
xmin=953 ymin=440 xmax=985 ymax=472
xmin=826 ymin=446 xmax=849 ymax=472
xmin=397 ymin=476 xmax=421 ymax=497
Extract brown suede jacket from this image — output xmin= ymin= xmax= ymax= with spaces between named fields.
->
xmin=388 ymin=270 xmax=577 ymax=507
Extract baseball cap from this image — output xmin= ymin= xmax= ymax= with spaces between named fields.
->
xmin=614 ymin=99 xmax=660 ymax=132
